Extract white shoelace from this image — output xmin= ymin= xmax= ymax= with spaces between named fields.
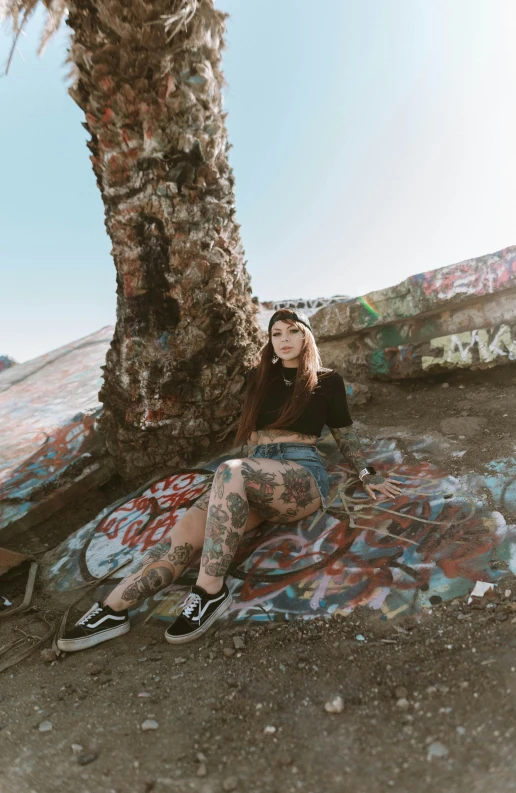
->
xmin=77 ymin=604 xmax=103 ymax=626
xmin=179 ymin=593 xmax=202 ymax=622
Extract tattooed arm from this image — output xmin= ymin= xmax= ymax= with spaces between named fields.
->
xmin=329 ymin=426 xmax=402 ymax=500
xmin=329 ymin=426 xmax=368 ymax=475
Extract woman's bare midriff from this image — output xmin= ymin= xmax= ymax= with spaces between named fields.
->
xmin=248 ymin=429 xmax=317 ymax=447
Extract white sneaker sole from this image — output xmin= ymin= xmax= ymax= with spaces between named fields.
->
xmin=57 ymin=621 xmax=130 ymax=652
xmin=165 ymin=593 xmax=232 ymax=645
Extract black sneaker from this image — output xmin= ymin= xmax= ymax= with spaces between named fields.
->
xmin=57 ymin=602 xmax=130 ymax=652
xmin=165 ymin=584 xmax=232 ymax=645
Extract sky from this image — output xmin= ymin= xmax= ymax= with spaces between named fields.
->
xmin=1 ymin=0 xmax=516 ymax=363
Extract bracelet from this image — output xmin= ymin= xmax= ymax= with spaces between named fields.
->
xmin=358 ymin=466 xmax=377 ymax=482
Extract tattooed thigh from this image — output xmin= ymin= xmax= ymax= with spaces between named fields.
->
xmin=242 ymin=458 xmax=321 ymax=524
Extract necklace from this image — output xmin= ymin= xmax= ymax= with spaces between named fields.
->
xmin=282 ymin=368 xmax=296 ymax=387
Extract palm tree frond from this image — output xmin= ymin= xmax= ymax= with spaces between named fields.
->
xmin=37 ymin=1 xmax=66 ymax=56
xmin=1 ymin=0 xmax=67 ymax=75
xmin=161 ymin=0 xmax=200 ymax=41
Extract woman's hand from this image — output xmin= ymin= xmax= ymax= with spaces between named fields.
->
xmin=362 ymin=474 xmax=402 ymax=500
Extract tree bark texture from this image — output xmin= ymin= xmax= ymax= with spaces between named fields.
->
xmin=65 ymin=0 xmax=263 ymax=480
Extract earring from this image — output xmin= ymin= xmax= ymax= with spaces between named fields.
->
xmin=272 ymin=355 xmax=279 ymax=364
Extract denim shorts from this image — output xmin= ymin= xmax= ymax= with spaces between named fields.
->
xmin=248 ymin=442 xmax=330 ymax=509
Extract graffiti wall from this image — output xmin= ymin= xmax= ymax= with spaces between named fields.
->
xmin=0 ymin=412 xmax=104 ymax=536
xmin=261 ymin=295 xmax=349 ymax=315
xmin=257 ymin=296 xmax=349 ymax=333
xmin=312 ymin=246 xmax=516 ymax=379
xmin=45 ymin=430 xmax=516 ymax=623
xmin=421 ymin=323 xmax=516 ymax=371
xmin=0 ymin=327 xmax=113 ymax=536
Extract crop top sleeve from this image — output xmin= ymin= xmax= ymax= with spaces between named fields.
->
xmin=325 ymin=372 xmax=353 ymax=428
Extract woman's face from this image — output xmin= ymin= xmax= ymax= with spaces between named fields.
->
xmin=270 ymin=320 xmax=305 ymax=364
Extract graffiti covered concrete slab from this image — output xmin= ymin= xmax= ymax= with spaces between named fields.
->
xmin=0 ymin=328 xmax=113 ymax=536
xmin=0 ymin=412 xmax=109 ymax=538
xmin=258 ymin=296 xmax=350 ymax=332
xmin=312 ymin=246 xmax=516 ymax=379
xmin=45 ymin=430 xmax=516 ymax=623
xmin=421 ymin=324 xmax=516 ymax=371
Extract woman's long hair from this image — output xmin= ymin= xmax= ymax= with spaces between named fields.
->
xmin=235 ymin=315 xmax=324 ymax=446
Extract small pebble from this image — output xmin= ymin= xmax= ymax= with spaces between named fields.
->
xmin=223 ymin=648 xmax=235 ymax=658
xmin=233 ymin=636 xmax=245 ymax=650
xmin=197 ymin=763 xmax=207 ymax=777
xmin=222 ymin=776 xmax=238 ymax=791
xmin=78 ymin=752 xmax=98 ymax=766
xmin=40 ymin=648 xmax=58 ymax=663
xmin=355 ymin=634 xmax=365 ymax=642
xmin=394 ymin=686 xmax=408 ymax=699
xmin=427 ymin=741 xmax=449 ymax=760
xmin=141 ymin=719 xmax=159 ymax=731
xmin=263 ymin=724 xmax=277 ymax=734
xmin=442 ymin=382 xmax=450 ymax=388
xmin=175 ymin=657 xmax=186 ymax=665
xmin=324 ymin=696 xmax=344 ymax=714
xmin=71 ymin=744 xmax=83 ymax=755
xmin=38 ymin=721 xmax=52 ymax=733
xmin=396 ymin=698 xmax=410 ymax=710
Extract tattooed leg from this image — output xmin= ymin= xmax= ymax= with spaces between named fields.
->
xmin=196 ymin=460 xmax=252 ymax=593
xmin=243 ymin=461 xmax=317 ymax=523
xmin=120 ymin=562 xmax=176 ymax=605
xmin=103 ymin=538 xmax=196 ymax=611
xmin=196 ymin=456 xmax=323 ymax=593
xmin=103 ymin=509 xmax=205 ymax=611
xmin=102 ymin=485 xmax=265 ymax=611
xmin=279 ymin=462 xmax=318 ymax=510
xmin=241 ymin=461 xmax=281 ymax=521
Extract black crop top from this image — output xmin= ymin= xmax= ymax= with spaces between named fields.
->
xmin=254 ymin=368 xmax=353 ymax=438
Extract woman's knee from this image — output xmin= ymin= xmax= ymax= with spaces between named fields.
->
xmin=215 ymin=458 xmax=244 ymax=477
xmin=213 ymin=459 xmax=246 ymax=497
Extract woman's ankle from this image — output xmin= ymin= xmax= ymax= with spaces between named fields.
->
xmin=103 ymin=596 xmax=130 ymax=612
xmin=196 ymin=577 xmax=225 ymax=595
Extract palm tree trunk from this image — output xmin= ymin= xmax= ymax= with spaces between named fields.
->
xmin=65 ymin=0 xmax=263 ymax=480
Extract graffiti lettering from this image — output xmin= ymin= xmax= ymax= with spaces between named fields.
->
xmin=422 ymin=324 xmax=516 ymax=371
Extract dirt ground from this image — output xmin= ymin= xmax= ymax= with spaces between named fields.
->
xmin=1 ymin=364 xmax=515 ymax=793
